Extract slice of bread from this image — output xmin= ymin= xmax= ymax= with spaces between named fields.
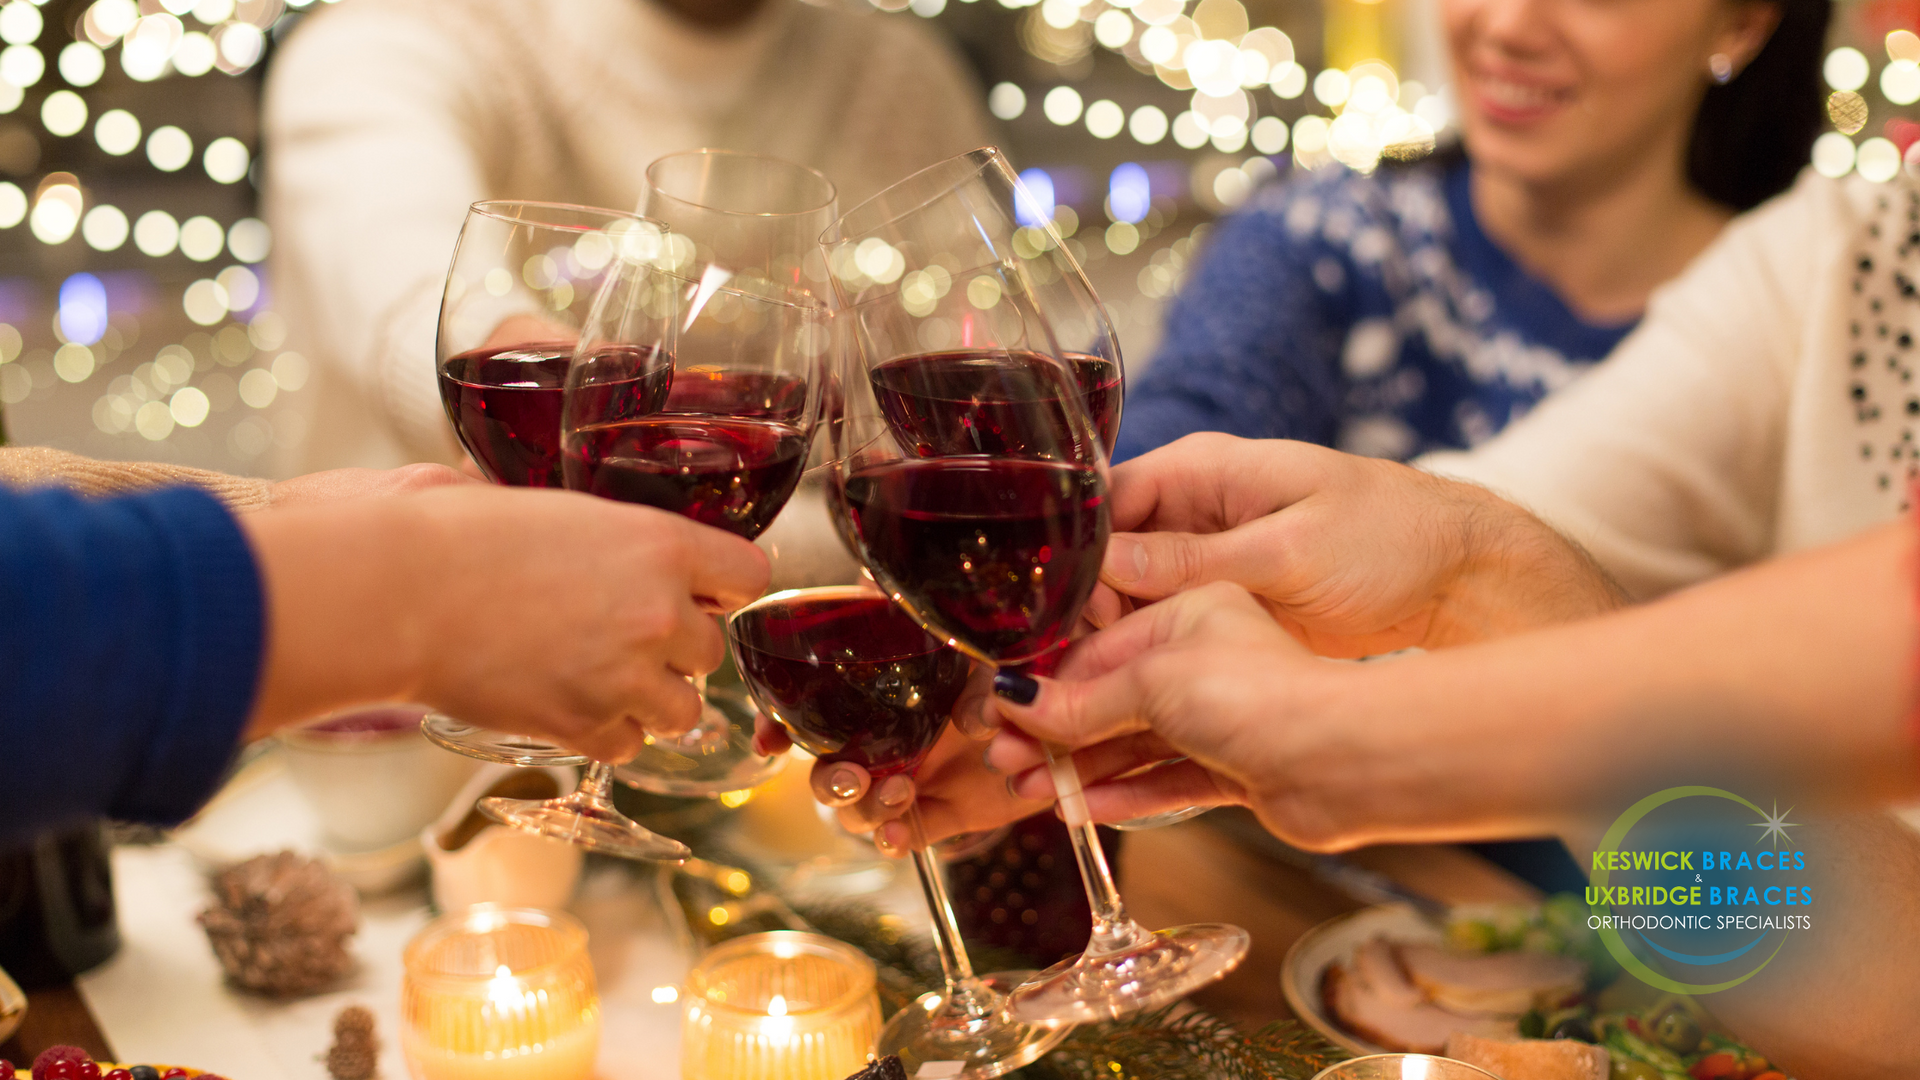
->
xmin=1442 ymin=1033 xmax=1609 ymax=1080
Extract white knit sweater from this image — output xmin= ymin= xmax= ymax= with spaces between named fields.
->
xmin=1422 ymin=170 xmax=1916 ymax=599
xmin=262 ymin=0 xmax=992 ymax=474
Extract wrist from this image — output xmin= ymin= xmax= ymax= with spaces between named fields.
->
xmin=1433 ymin=484 xmax=1624 ymax=645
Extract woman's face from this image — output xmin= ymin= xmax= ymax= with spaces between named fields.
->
xmin=1443 ymin=0 xmax=1774 ymax=189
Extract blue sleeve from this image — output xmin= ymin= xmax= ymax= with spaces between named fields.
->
xmin=0 ymin=484 xmax=265 ymax=843
xmin=1113 ymin=181 xmax=1351 ymax=463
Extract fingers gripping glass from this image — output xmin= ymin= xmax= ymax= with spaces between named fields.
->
xmin=730 ymin=588 xmax=1067 ymax=1078
xmin=821 ymin=147 xmax=1247 ymax=1025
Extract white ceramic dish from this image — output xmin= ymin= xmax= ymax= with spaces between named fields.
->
xmin=1280 ymin=904 xmax=1446 ymax=1056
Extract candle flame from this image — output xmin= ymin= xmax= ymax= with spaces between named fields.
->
xmin=767 ymin=994 xmax=787 ymax=1017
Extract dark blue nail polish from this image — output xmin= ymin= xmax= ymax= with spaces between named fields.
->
xmin=993 ymin=671 xmax=1039 ymax=705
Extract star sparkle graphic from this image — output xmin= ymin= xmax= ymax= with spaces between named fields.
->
xmin=1752 ymin=800 xmax=1799 ymax=848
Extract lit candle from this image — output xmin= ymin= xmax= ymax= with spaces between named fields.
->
xmin=680 ymin=932 xmax=880 ymax=1080
xmin=401 ymin=906 xmax=601 ymax=1080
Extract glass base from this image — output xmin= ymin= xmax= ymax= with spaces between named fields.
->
xmin=1110 ymin=806 xmax=1210 ymax=831
xmin=1007 ymin=923 xmax=1250 ymax=1025
xmin=421 ymin=714 xmax=589 ymax=767
xmin=478 ymin=794 xmax=691 ymax=862
xmin=613 ymin=686 xmax=783 ymax=797
xmin=879 ymin=971 xmax=1070 ymax=1079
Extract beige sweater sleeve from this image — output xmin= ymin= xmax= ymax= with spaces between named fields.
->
xmin=0 ymin=447 xmax=274 ymax=513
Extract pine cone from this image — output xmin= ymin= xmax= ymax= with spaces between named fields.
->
xmin=325 ymin=1005 xmax=379 ymax=1080
xmin=198 ymin=851 xmax=358 ymax=996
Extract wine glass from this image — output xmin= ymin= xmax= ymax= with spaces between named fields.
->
xmin=602 ymin=149 xmax=841 ymax=796
xmin=729 ymin=587 xmax=1069 ymax=1077
xmin=425 ymin=203 xmax=693 ymax=862
xmin=821 ymin=147 xmax=1249 ymax=1024
xmin=437 ymin=200 xmax=660 ymax=486
xmin=558 ymin=245 xmax=829 ymax=796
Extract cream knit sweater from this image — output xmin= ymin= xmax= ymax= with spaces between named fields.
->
xmin=1422 ymin=171 xmax=1915 ymax=599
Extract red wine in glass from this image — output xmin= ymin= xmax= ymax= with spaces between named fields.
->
xmin=665 ymin=367 xmax=813 ymax=420
xmin=730 ymin=590 xmax=970 ymax=777
xmin=869 ymin=350 xmax=1121 ymax=458
xmin=441 ymin=342 xmax=670 ymax=487
xmin=841 ymin=458 xmax=1109 ymax=664
xmin=564 ymin=416 xmax=808 ymax=540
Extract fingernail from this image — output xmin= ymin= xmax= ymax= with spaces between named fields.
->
xmin=826 ymin=765 xmax=862 ymax=801
xmin=878 ymin=776 xmax=912 ymax=808
xmin=1005 ymin=774 xmax=1022 ymax=800
xmin=1106 ymin=535 xmax=1146 ymax=585
xmin=873 ymin=827 xmax=903 ymax=857
xmin=981 ymin=747 xmax=1001 ymax=775
xmin=993 ymin=671 xmax=1039 ymax=705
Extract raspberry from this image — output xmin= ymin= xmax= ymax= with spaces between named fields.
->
xmin=30 ymin=1047 xmax=91 ymax=1080
xmin=158 ymin=1071 xmax=188 ymax=1080
xmin=75 ymin=1065 xmax=100 ymax=1080
xmin=1 ymin=1060 xmax=14 ymax=1080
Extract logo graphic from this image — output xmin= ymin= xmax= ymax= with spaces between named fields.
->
xmin=1587 ymin=786 xmax=1812 ymax=994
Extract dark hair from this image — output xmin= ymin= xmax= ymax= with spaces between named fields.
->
xmin=1688 ymin=0 xmax=1832 ymax=210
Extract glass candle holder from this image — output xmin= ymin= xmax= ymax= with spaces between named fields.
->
xmin=401 ymin=906 xmax=601 ymax=1080
xmin=1310 ymin=1055 xmax=1503 ymax=1080
xmin=681 ymin=931 xmax=880 ymax=1080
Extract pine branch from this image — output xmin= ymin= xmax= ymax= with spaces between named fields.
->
xmin=1014 ymin=1006 xmax=1347 ymax=1080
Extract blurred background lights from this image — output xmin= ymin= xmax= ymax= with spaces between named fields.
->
xmin=1269 ymin=60 xmax=1306 ymax=98
xmin=203 ymin=136 xmax=249 ymax=183
xmin=57 ymin=273 xmax=108 ymax=346
xmin=31 ymin=183 xmax=81 ymax=245
xmin=0 ymin=81 xmax=20 ymax=112
xmin=1825 ymin=46 xmax=1869 ymax=92
xmin=94 ymin=108 xmax=139 ymax=154
xmin=133 ymin=208 xmax=179 ymax=256
xmin=1858 ymin=136 xmax=1901 ymax=182
xmin=173 ymin=30 xmax=214 ymax=76
xmin=1108 ymin=162 xmax=1150 ymax=223
xmin=217 ymin=265 xmax=260 ymax=311
xmin=122 ymin=14 xmax=184 ymax=82
xmin=1084 ymin=98 xmax=1124 ymax=138
xmin=1890 ymin=29 xmax=1920 ymax=63
xmin=1129 ymin=103 xmax=1168 ymax=144
xmin=182 ymin=278 xmax=228 ymax=325
xmin=0 ymin=2 xmax=42 ymax=46
xmin=908 ymin=0 xmax=945 ymax=19
xmin=1 ymin=42 xmax=45 ymax=86
xmin=147 ymin=124 xmax=191 ymax=170
xmin=1093 ymin=9 xmax=1130 ymax=48
xmin=1042 ymin=85 xmax=1083 ymax=125
xmin=41 ymin=90 xmax=86 ymax=137
xmin=215 ymin=22 xmax=265 ymax=70
xmin=987 ymin=81 xmax=1025 ymax=120
xmin=53 ymin=343 xmax=93 ymax=384
xmin=191 ymin=0 xmax=235 ymax=23
xmin=1312 ymin=67 xmax=1349 ymax=106
xmin=237 ymin=366 xmax=276 ymax=408
xmin=1251 ymin=114 xmax=1288 ymax=154
xmin=227 ymin=217 xmax=271 ymax=262
xmin=1883 ymin=59 xmax=1920 ymax=106
xmin=180 ymin=214 xmax=225 ymax=260
xmin=0 ymin=181 xmax=23 ymax=227
xmin=169 ymin=386 xmax=209 ymax=427
xmin=1015 ymin=166 xmax=1055 ymax=226
xmin=1812 ymin=131 xmax=1857 ymax=177
xmin=1138 ymin=25 xmax=1175 ymax=65
xmin=84 ymin=0 xmax=138 ymax=42
xmin=58 ymin=41 xmax=106 ymax=86
xmin=81 ymin=204 xmax=127 ymax=250
xmin=1171 ymin=109 xmax=1207 ymax=148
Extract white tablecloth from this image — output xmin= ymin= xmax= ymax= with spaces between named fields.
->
xmin=78 ymin=845 xmax=696 ymax=1080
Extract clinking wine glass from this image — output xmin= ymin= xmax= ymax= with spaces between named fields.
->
xmin=729 ymin=587 xmax=1069 ymax=1077
xmin=560 ymin=240 xmax=830 ymax=796
xmin=601 ymin=149 xmax=841 ymax=795
xmin=822 ymin=147 xmax=1249 ymax=1024
xmin=423 ymin=202 xmax=692 ymax=862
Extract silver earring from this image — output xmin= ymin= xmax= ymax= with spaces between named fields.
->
xmin=1709 ymin=53 xmax=1734 ymax=85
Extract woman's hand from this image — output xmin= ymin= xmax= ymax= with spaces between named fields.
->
xmin=1096 ymin=434 xmax=1623 ymax=653
xmin=751 ymin=666 xmax=1054 ymax=855
xmin=246 ymin=485 xmax=770 ymax=761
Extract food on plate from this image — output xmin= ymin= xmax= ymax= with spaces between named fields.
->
xmin=1399 ymin=941 xmax=1586 ymax=1016
xmin=1444 ymin=1032 xmax=1609 ymax=1080
xmin=1522 ymin=1000 xmax=1788 ymax=1080
xmin=1322 ymin=939 xmax=1524 ymax=1052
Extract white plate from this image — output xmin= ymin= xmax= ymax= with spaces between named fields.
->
xmin=172 ymin=747 xmax=425 ymax=893
xmin=1279 ymin=903 xmax=1447 ymax=1055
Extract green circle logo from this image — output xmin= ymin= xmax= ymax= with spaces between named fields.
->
xmin=1588 ymin=786 xmax=1806 ymax=994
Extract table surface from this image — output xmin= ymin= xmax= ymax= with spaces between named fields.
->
xmin=4 ymin=814 xmax=1537 ymax=1071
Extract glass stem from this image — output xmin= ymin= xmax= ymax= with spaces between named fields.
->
xmin=1043 ymin=743 xmax=1151 ymax=958
xmin=578 ymin=760 xmax=617 ymax=804
xmin=905 ymin=803 xmax=997 ymax=1019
